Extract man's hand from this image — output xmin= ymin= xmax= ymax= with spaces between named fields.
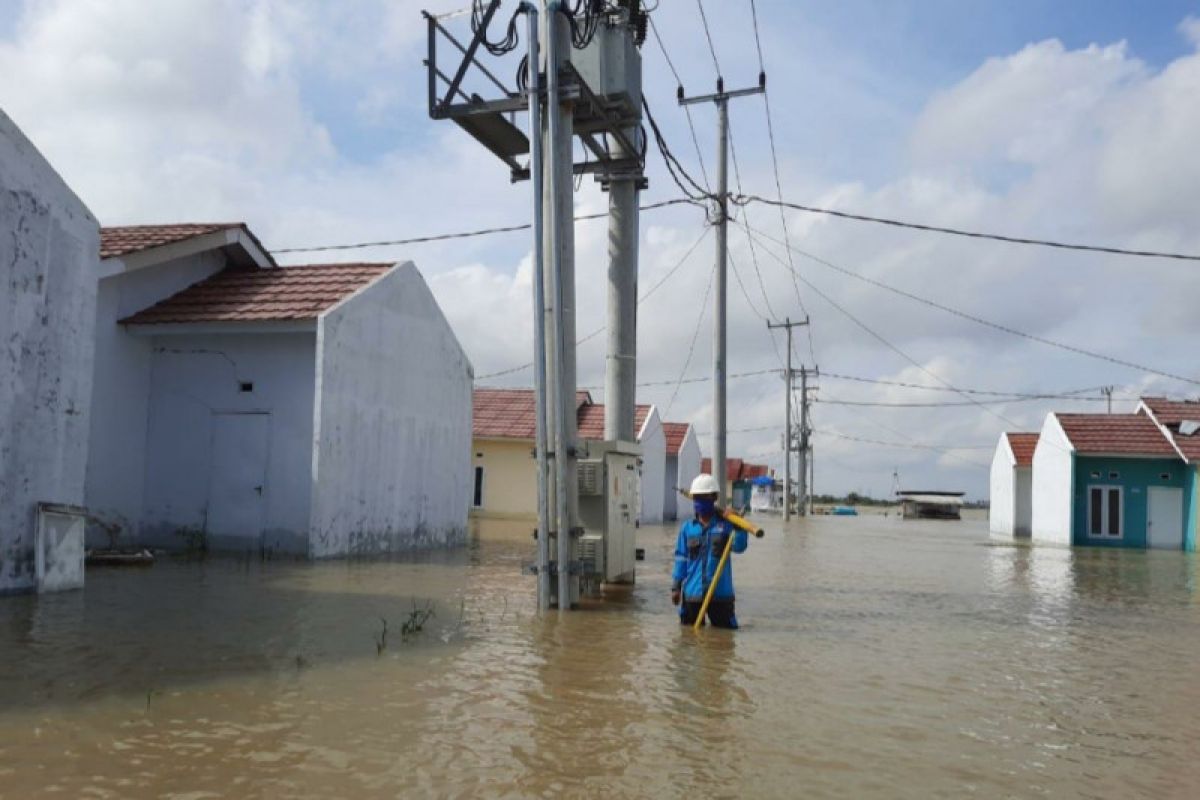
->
xmin=671 ymin=588 xmax=681 ymax=606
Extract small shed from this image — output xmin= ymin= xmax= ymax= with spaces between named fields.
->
xmin=1031 ymin=413 xmax=1192 ymax=549
xmin=989 ymin=432 xmax=1038 ymax=537
xmin=896 ymin=491 xmax=964 ymax=520
xmin=86 ymin=225 xmax=472 ymax=556
xmin=661 ymin=422 xmax=701 ymax=521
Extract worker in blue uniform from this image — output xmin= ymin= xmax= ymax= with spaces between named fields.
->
xmin=671 ymin=473 xmax=748 ymax=628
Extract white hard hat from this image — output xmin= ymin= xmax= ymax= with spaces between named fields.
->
xmin=690 ymin=473 xmax=720 ymax=496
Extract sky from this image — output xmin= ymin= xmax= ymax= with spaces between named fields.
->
xmin=3 ymin=0 xmax=1200 ymax=500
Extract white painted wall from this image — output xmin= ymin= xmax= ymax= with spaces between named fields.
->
xmin=670 ymin=426 xmax=702 ymax=520
xmin=138 ymin=331 xmax=317 ymax=553
xmin=310 ymin=262 xmax=472 ymax=556
xmin=1032 ymin=414 xmax=1074 ymax=546
xmin=0 ymin=110 xmax=98 ymax=593
xmin=638 ymin=406 xmax=666 ymax=524
xmin=989 ymin=434 xmax=1015 ymax=535
xmin=84 ymin=250 xmax=226 ymax=545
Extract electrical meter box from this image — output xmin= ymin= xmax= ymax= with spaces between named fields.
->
xmin=571 ymin=21 xmax=642 ymax=119
xmin=576 ymin=439 xmax=641 ymax=588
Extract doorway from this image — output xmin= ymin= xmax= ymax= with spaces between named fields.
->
xmin=1147 ymin=486 xmax=1183 ymax=550
xmin=205 ymin=412 xmax=270 ymax=547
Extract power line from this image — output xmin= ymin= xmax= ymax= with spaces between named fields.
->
xmin=747 ymin=230 xmax=1026 ymax=431
xmin=819 ymin=430 xmax=994 ymax=454
xmin=477 ymin=225 xmax=711 ymax=380
xmin=273 ymin=197 xmax=696 ymax=254
xmin=664 ymin=259 xmax=718 ymax=417
xmin=747 ymin=223 xmax=1200 ymax=388
xmin=695 ymin=0 xmax=722 ymax=75
xmin=821 ymin=371 xmax=1120 ymax=399
xmin=819 ymin=395 xmax=1112 ymax=408
xmin=643 ymin=98 xmax=712 ymax=205
xmin=582 ymin=367 xmax=778 ymax=393
xmin=647 ymin=14 xmax=712 ymax=189
xmin=734 ymin=194 xmax=1200 ymax=263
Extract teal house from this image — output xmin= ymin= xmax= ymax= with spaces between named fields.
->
xmin=1030 ymin=412 xmax=1196 ymax=550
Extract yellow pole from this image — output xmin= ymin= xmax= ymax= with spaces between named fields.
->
xmin=676 ymin=488 xmax=765 ymax=538
xmin=693 ymin=531 xmax=736 ymax=631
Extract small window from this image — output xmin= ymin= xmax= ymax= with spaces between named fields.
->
xmin=472 ymin=466 xmax=484 ymax=508
xmin=1108 ymin=471 xmax=1120 ymax=480
xmin=1161 ymin=473 xmax=1171 ymax=481
xmin=475 ymin=452 xmax=484 ymax=458
xmin=239 ymin=382 xmax=254 ymax=393
xmin=1090 ymin=471 xmax=1101 ymax=479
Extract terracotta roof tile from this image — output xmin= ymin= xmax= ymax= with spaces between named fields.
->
xmin=100 ymin=223 xmax=243 ymax=259
xmin=701 ymin=457 xmax=747 ymax=482
xmin=1056 ymin=413 xmax=1178 ymax=457
xmin=1139 ymin=397 xmax=1200 ymax=460
xmin=473 ymin=388 xmax=592 ymax=440
xmin=662 ymin=422 xmax=692 ymax=455
xmin=1006 ymin=432 xmax=1039 ymax=466
xmin=576 ymin=403 xmax=650 ymax=441
xmin=119 ymin=264 xmax=393 ymax=325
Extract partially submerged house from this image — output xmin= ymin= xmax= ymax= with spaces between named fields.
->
xmin=86 ymin=224 xmax=472 ymax=556
xmin=0 ymin=110 xmax=99 ymax=594
xmin=1031 ymin=412 xmax=1192 ymax=549
xmin=470 ymin=388 xmax=665 ymax=523
xmin=989 ymin=432 xmax=1038 ymax=537
xmin=662 ymin=422 xmax=701 ymax=521
xmin=1138 ymin=397 xmax=1200 ymax=551
xmin=700 ymin=458 xmax=771 ymax=509
xmin=896 ymin=491 xmax=964 ymax=520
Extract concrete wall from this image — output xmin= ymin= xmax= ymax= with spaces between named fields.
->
xmin=673 ymin=427 xmax=702 ymax=521
xmin=1032 ymin=414 xmax=1074 ymax=546
xmin=1071 ymin=456 xmax=1188 ymax=549
xmin=0 ymin=110 xmax=99 ymax=594
xmin=85 ymin=250 xmax=226 ymax=545
xmin=310 ymin=262 xmax=472 ymax=556
xmin=637 ymin=407 xmax=666 ymax=524
xmin=989 ymin=434 xmax=1015 ymax=536
xmin=471 ymin=438 xmax=537 ymax=519
xmin=138 ymin=331 xmax=317 ymax=553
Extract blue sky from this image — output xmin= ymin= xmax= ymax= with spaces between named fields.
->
xmin=4 ymin=1 xmax=1200 ymax=499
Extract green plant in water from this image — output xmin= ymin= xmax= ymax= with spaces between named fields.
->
xmin=401 ymin=599 xmax=436 ymax=639
xmin=375 ymin=617 xmax=388 ymax=655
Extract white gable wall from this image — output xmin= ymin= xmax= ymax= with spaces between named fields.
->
xmin=310 ymin=262 xmax=472 ymax=556
xmin=638 ymin=407 xmax=666 ymax=524
xmin=989 ymin=434 xmax=1016 ymax=535
xmin=663 ymin=426 xmax=702 ymax=521
xmin=1032 ymin=414 xmax=1074 ymax=545
xmin=138 ymin=331 xmax=317 ymax=553
xmin=85 ymin=250 xmax=226 ymax=545
xmin=0 ymin=110 xmax=98 ymax=593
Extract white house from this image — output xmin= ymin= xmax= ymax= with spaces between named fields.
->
xmin=577 ymin=402 xmax=666 ymax=525
xmin=662 ymin=422 xmax=701 ymax=521
xmin=0 ymin=110 xmax=99 ymax=594
xmin=86 ymin=224 xmax=472 ymax=557
xmin=989 ymin=432 xmax=1038 ymax=537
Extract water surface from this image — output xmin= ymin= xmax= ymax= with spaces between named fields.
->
xmin=2 ymin=514 xmax=1198 ymax=798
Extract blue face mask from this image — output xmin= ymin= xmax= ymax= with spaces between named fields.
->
xmin=693 ymin=497 xmax=716 ymax=517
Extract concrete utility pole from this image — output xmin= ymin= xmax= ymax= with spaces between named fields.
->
xmin=1103 ymin=385 xmax=1114 ymax=415
xmin=603 ymin=9 xmax=642 ymax=443
xmin=541 ymin=1 xmax=579 ymax=610
xmin=766 ymin=317 xmax=808 ymax=519
xmin=798 ymin=366 xmax=811 ymax=517
xmin=680 ymin=77 xmax=764 ymax=505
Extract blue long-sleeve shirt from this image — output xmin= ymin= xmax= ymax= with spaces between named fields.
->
xmin=672 ymin=515 xmax=748 ymax=602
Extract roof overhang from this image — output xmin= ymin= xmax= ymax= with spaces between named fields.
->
xmin=99 ymin=226 xmax=274 ymax=279
xmin=123 ymin=320 xmax=317 ymax=336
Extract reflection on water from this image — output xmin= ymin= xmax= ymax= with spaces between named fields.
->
xmin=2 ymin=514 xmax=1199 ymax=798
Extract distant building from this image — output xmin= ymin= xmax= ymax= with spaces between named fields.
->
xmin=749 ymin=476 xmax=782 ymax=513
xmin=471 ymin=388 xmax=665 ymax=522
xmin=86 ymin=225 xmax=472 ymax=556
xmin=989 ymin=432 xmax=1038 ymax=537
xmin=896 ymin=491 xmax=964 ymax=520
xmin=1031 ymin=412 xmax=1192 ymax=549
xmin=0 ymin=110 xmax=99 ymax=594
xmin=700 ymin=458 xmax=771 ymax=509
xmin=661 ymin=422 xmax=701 ymax=521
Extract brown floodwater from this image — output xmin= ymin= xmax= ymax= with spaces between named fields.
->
xmin=2 ymin=513 xmax=1199 ymax=798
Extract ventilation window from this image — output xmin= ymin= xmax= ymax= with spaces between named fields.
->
xmin=1108 ymin=471 xmax=1120 ymax=480
xmin=1090 ymin=471 xmax=1101 ymax=479
xmin=475 ymin=452 xmax=484 ymax=458
xmin=1161 ymin=473 xmax=1171 ymax=481
xmin=239 ymin=382 xmax=254 ymax=393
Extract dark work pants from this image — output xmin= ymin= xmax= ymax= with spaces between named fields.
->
xmin=680 ymin=599 xmax=738 ymax=629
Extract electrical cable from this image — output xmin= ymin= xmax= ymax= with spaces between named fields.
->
xmin=664 ymin=258 xmax=718 ymax=418
xmin=477 ymin=225 xmax=711 ymax=379
xmin=733 ymin=194 xmax=1200 ymax=263
xmin=746 ymin=223 xmax=1200 ymax=388
xmin=272 ymin=197 xmax=696 ymax=254
xmin=821 ymin=371 xmax=1125 ymax=399
xmin=642 ymin=97 xmax=712 ymax=205
xmin=694 ymin=0 xmax=722 ymax=76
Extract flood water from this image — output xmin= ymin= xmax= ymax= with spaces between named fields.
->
xmin=2 ymin=513 xmax=1200 ymax=798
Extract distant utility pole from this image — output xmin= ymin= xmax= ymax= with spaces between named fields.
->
xmin=1103 ymin=386 xmax=1114 ymax=414
xmin=797 ymin=365 xmax=818 ymax=517
xmin=766 ymin=317 xmax=808 ymax=520
xmin=680 ymin=76 xmax=765 ymax=505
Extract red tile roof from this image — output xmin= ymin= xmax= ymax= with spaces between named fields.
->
xmin=119 ymin=264 xmax=392 ymax=325
xmin=662 ymin=422 xmax=692 ymax=455
xmin=473 ymin=388 xmax=592 ymax=440
xmin=1139 ymin=397 xmax=1200 ymax=460
xmin=576 ymin=404 xmax=651 ymax=441
xmin=100 ymin=224 xmax=242 ymax=259
xmin=1006 ymin=432 xmax=1039 ymax=467
xmin=701 ymin=457 xmax=750 ymax=482
xmin=1056 ymin=413 xmax=1178 ymax=457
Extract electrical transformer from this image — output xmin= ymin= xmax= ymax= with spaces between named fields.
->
xmin=576 ymin=440 xmax=641 ymax=592
xmin=570 ymin=20 xmax=642 ymax=119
